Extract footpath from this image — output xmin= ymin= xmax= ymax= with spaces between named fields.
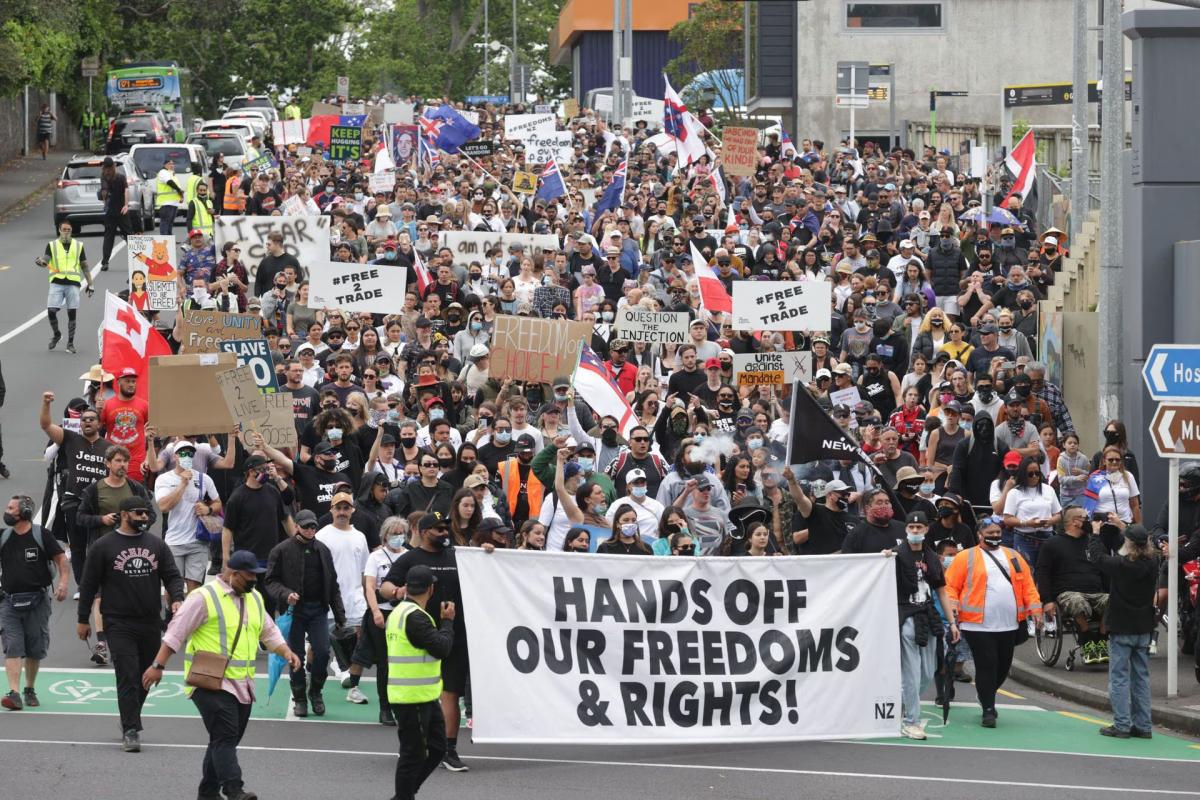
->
xmin=0 ymin=150 xmax=77 ymax=222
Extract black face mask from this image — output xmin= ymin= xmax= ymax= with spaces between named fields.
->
xmin=977 ymin=387 xmax=994 ymax=402
xmin=427 ymin=532 xmax=450 ymax=550
xmin=1019 ymin=299 xmax=1034 ymax=310
xmin=1015 ymin=384 xmax=1031 ymax=398
xmin=937 ymin=506 xmax=957 ymax=519
xmin=2 ymin=512 xmax=17 ymax=526
xmin=601 ymin=428 xmax=618 ymax=447
xmin=686 ymin=461 xmax=706 ymax=475
xmin=982 ymin=535 xmax=1003 ymax=548
xmin=834 ymin=496 xmax=850 ymax=512
xmin=400 ymin=437 xmax=417 ymax=449
xmin=1104 ymin=430 xmax=1120 ymax=445
xmin=438 ymin=457 xmax=455 ymax=468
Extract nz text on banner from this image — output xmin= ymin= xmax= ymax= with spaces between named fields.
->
xmin=456 ymin=549 xmax=900 ymax=744
xmin=613 ymin=308 xmax=688 ymax=344
xmin=490 ymin=316 xmax=591 ymax=383
xmin=213 ymin=215 xmax=330 ymax=283
xmin=308 ymin=262 xmax=407 ymax=314
xmin=722 ymin=127 xmax=760 ymax=177
xmin=732 ymin=281 xmax=832 ymax=332
xmin=179 ymin=310 xmax=263 ymax=353
xmin=217 ymin=338 xmax=279 ymax=393
xmin=328 ymin=125 xmax=362 ymax=164
xmin=127 ymin=235 xmax=178 ymax=311
xmin=439 ymin=232 xmax=559 ymax=267
xmin=504 ymin=113 xmax=556 ymax=141
xmin=732 ymin=351 xmax=812 ymax=387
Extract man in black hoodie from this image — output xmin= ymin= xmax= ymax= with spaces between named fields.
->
xmin=76 ymin=495 xmax=184 ymax=752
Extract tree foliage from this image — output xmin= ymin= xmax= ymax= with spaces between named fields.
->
xmin=665 ymin=0 xmax=743 ymax=123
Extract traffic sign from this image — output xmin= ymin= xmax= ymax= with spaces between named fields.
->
xmin=835 ymin=95 xmax=869 ymax=109
xmin=1149 ymin=404 xmax=1200 ymax=457
xmin=1142 ymin=344 xmax=1200 ymax=401
xmin=81 ymin=56 xmax=100 ymax=70
xmin=82 ymin=68 xmax=98 ymax=77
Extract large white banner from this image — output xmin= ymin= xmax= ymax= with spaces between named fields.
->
xmin=731 ymin=280 xmax=832 ymax=332
xmin=308 ymin=262 xmax=407 ymax=314
xmin=213 ymin=215 xmax=331 ymax=282
xmin=457 ymin=549 xmax=900 ymax=745
xmin=504 ymin=113 xmax=556 ymax=141
xmin=439 ymin=231 xmax=560 ymax=267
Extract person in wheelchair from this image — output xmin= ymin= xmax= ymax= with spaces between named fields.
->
xmin=1036 ymin=506 xmax=1110 ymax=665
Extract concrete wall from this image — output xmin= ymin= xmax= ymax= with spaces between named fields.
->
xmin=0 ymin=88 xmax=81 ymax=164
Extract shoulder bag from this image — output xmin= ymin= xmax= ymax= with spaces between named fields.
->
xmin=186 ymin=591 xmax=245 ymax=691
xmin=981 ymin=547 xmax=1029 ymax=645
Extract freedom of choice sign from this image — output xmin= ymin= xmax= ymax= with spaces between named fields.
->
xmin=457 ymin=549 xmax=900 ymax=744
xmin=732 ymin=281 xmax=831 ymax=332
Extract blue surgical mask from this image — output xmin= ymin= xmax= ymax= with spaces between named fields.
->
xmin=326 ymin=428 xmax=343 ymax=441
xmin=495 ymin=431 xmax=511 ymax=444
xmin=942 ymin=556 xmax=954 ymax=569
xmin=470 ymin=321 xmax=483 ymax=332
xmin=429 ymin=408 xmax=445 ymax=421
xmin=961 ymin=421 xmax=972 ymax=432
xmin=576 ymin=456 xmax=594 ymax=472
xmin=747 ymin=438 xmax=763 ymax=450
xmin=631 ymin=485 xmax=647 ymax=499
xmin=693 ymin=433 xmax=706 ymax=443
xmin=593 ymin=502 xmax=608 ymax=515
xmin=177 ymin=454 xmax=194 ymax=471
xmin=387 ymin=535 xmax=405 ymax=550
xmin=919 ymin=482 xmax=935 ymax=495
xmin=620 ymin=523 xmax=639 ymax=538
xmin=387 ymin=409 xmax=400 ymax=423
xmin=601 ymin=311 xmax=614 ymax=322
xmin=907 ymin=534 xmax=926 ymax=545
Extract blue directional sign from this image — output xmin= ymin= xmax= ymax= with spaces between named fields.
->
xmin=466 ymin=95 xmax=509 ymax=105
xmin=1142 ymin=344 xmax=1200 ymax=401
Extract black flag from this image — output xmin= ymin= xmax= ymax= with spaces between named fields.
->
xmin=787 ymin=383 xmax=870 ymax=465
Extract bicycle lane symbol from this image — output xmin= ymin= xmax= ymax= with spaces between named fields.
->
xmin=47 ymin=677 xmax=187 ymax=708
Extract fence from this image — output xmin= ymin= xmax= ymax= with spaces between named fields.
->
xmin=904 ymin=122 xmax=1101 ymax=177
xmin=0 ymin=87 xmax=81 ymax=164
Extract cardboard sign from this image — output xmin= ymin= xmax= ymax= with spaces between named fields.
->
xmin=246 ymin=390 xmax=298 ymax=450
xmin=732 ymin=351 xmax=812 ymax=387
xmin=504 ymin=113 xmax=556 ymax=141
xmin=525 ymin=132 xmax=574 ymax=166
xmin=731 ymin=280 xmax=832 ymax=332
xmin=512 ymin=171 xmax=537 ymax=195
xmin=213 ymin=215 xmax=331 ymax=283
xmin=383 ymin=102 xmax=414 ymax=125
xmin=127 ymin=235 xmax=178 ymax=311
xmin=216 ymin=368 xmax=299 ymax=450
xmin=389 ymin=124 xmax=418 ymax=168
xmin=489 ymin=316 xmax=591 ymax=383
xmin=368 ymin=172 xmax=395 ymax=195
xmin=561 ymin=98 xmax=579 ymax=120
xmin=148 ymin=353 xmax=237 ymax=436
xmin=310 ymin=101 xmax=341 ymax=117
xmin=328 ymin=125 xmax=362 ymax=165
xmin=179 ymin=310 xmax=263 ymax=353
xmin=460 ymin=140 xmax=495 ymax=159
xmin=722 ymin=126 xmax=760 ymax=177
xmin=308 ymin=262 xmax=407 ymax=314
xmin=217 ymin=338 xmax=279 ymax=393
xmin=612 ymin=308 xmax=688 ymax=344
xmin=439 ymin=232 xmax=559 ymax=267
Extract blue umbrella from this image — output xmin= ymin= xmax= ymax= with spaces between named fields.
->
xmin=956 ymin=207 xmax=987 ymax=224
xmin=986 ymin=207 xmax=1023 ymax=227
xmin=266 ymin=608 xmax=293 ymax=703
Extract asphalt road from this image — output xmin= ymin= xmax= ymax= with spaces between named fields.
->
xmin=1 ymin=198 xmax=1199 ymax=800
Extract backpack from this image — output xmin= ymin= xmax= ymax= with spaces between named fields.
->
xmin=0 ymin=525 xmax=47 ymax=553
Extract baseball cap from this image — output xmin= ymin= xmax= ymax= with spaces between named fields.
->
xmin=552 ymin=375 xmax=571 ymax=389
xmin=419 ymin=513 xmax=447 ymax=531
xmin=227 ymin=550 xmax=268 ymax=574
xmin=906 ymin=511 xmax=929 ymax=526
xmin=330 ymin=491 xmax=355 ymax=507
xmin=824 ymin=478 xmax=851 ymax=493
xmin=978 ymin=323 xmax=998 ymax=335
xmin=832 ymin=362 xmax=853 ymax=376
xmin=188 ymin=228 xmax=204 ymax=239
xmin=243 ymin=454 xmax=270 ymax=471
xmin=1003 ymin=450 xmax=1023 ymax=468
xmin=313 ymin=441 xmax=335 ymax=456
xmin=294 ymin=510 xmax=319 ymax=529
xmin=516 ymin=434 xmax=536 ymax=452
xmin=464 ymin=474 xmax=488 ymax=489
xmin=118 ymin=367 xmax=138 ymax=379
xmin=815 ymin=368 xmax=832 ymax=380
xmin=469 ymin=343 xmax=490 ymax=359
xmin=900 ymin=239 xmax=914 ymax=249
xmin=404 ymin=565 xmax=438 ymax=593
xmin=704 ymin=357 xmax=721 ymax=370
xmin=119 ymin=495 xmax=152 ymax=513
xmin=1123 ymin=524 xmax=1149 ymax=544
xmin=627 ymin=468 xmax=648 ymax=483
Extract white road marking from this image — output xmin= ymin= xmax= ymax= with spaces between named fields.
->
xmin=0 ymin=240 xmax=122 ymax=347
xmin=0 ymin=738 xmax=1197 ymax=789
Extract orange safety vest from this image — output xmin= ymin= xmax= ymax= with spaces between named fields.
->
xmin=223 ymin=176 xmax=245 ymax=213
xmin=944 ymin=546 xmax=1042 ymax=625
xmin=500 ymin=458 xmax=543 ymax=519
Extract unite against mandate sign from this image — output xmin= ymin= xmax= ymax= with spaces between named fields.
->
xmin=456 ymin=549 xmax=900 ymax=744
xmin=733 ymin=351 xmax=812 ymax=387
xmin=732 ymin=281 xmax=832 ymax=332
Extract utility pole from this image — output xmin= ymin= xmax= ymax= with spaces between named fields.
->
xmin=1070 ymin=0 xmax=1089 ymax=245
xmin=1097 ymin=0 xmax=1123 ymax=425
xmin=483 ymin=0 xmax=489 ymax=95
xmin=612 ymin=0 xmax=622 ymax=124
xmin=623 ymin=0 xmax=633 ymax=128
xmin=511 ymin=0 xmax=519 ymax=103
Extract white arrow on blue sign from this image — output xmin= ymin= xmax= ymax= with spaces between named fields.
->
xmin=1142 ymin=344 xmax=1200 ymax=401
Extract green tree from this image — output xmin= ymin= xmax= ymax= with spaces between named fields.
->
xmin=665 ymin=0 xmax=743 ymax=124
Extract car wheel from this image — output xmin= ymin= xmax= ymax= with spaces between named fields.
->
xmin=131 ymin=211 xmax=144 ymax=233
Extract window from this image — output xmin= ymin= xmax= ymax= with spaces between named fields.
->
xmin=846 ymin=2 xmax=943 ymax=30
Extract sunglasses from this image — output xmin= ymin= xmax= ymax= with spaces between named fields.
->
xmin=630 ymin=436 xmax=650 ymax=442
xmin=421 ymin=462 xmax=439 ymax=468
xmin=1026 ymin=471 xmax=1042 ymax=477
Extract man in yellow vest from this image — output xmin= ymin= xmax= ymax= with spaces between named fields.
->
xmin=283 ymin=101 xmax=301 ymax=121
xmin=187 ymin=179 xmax=215 ymax=237
xmin=384 ymin=563 xmax=455 ymax=800
xmin=143 ymin=551 xmax=300 ymax=800
xmin=155 ymin=157 xmax=185 ymax=235
xmin=35 ymin=221 xmax=95 ymax=353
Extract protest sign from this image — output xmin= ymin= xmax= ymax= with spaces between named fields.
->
xmin=534 ymin=104 xmax=552 ymax=115
xmin=308 ymin=262 xmax=407 ymax=314
xmin=733 ymin=351 xmax=812 ymax=387
xmin=213 ymin=215 xmax=331 ymax=283
xmin=310 ymin=101 xmax=341 ymax=117
xmin=626 ymin=96 xmax=665 ymax=126
xmin=525 ymin=132 xmax=574 ymax=167
xmin=504 ymin=113 xmax=556 ymax=141
xmin=272 ymin=119 xmax=310 ymax=145
xmin=342 ymin=102 xmax=366 ymax=116
xmin=279 ymin=195 xmax=305 ymax=217
xmin=460 ymin=140 xmax=495 ymax=159
xmin=148 ymin=353 xmax=237 ymax=436
xmin=489 ymin=316 xmax=590 ymax=383
xmin=179 ymin=310 xmax=263 ymax=353
xmin=613 ymin=308 xmax=688 ymax=344
xmin=732 ymin=281 xmax=831 ymax=332
xmin=830 ymin=386 xmax=863 ymax=428
xmin=722 ymin=127 xmax=760 ymax=177
xmin=456 ymin=549 xmax=900 ymax=744
xmin=512 ymin=171 xmax=537 ymax=195
xmin=389 ymin=124 xmax=418 ymax=169
xmin=383 ymin=102 xmax=414 ymax=125
xmin=562 ymin=98 xmax=579 ymax=120
xmin=328 ymin=125 xmax=362 ymax=165
xmin=215 ymin=367 xmax=298 ymax=450
xmin=217 ymin=338 xmax=279 ymax=393
xmin=127 ymin=235 xmax=177 ymax=311
xmin=368 ymin=172 xmax=395 ymax=195
xmin=439 ymin=232 xmax=559 ymax=267
xmin=241 ymin=151 xmax=278 ymax=173
xmin=459 ymin=109 xmax=479 ymax=126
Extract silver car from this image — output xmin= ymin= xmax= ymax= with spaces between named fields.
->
xmin=52 ymin=153 xmax=154 ymax=234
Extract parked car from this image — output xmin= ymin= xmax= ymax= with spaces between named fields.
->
xmin=226 ymin=94 xmax=278 ymax=122
xmin=105 ymin=107 xmax=172 ymax=154
xmin=199 ymin=120 xmax=257 ymax=142
xmin=220 ymin=112 xmax=269 ymax=141
xmin=53 ymin=153 xmax=154 ymax=234
xmin=128 ymin=143 xmax=209 ymax=182
xmin=185 ymin=131 xmax=249 ymax=169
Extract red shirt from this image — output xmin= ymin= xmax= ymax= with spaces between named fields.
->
xmin=100 ymin=395 xmax=149 ymax=481
xmin=605 ymin=359 xmax=638 ymax=397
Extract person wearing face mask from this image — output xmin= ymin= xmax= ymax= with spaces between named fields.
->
xmin=990 ymin=226 xmax=1027 ymax=272
xmin=145 ymin=550 xmax=300 ymax=799
xmin=842 ymin=487 xmax=906 ymax=555
xmin=264 ymin=510 xmax=346 ymax=721
xmin=603 ymin=469 xmax=663 ymax=544
xmin=315 ymin=493 xmax=372 ymax=707
xmin=944 ymin=516 xmax=1042 ymax=728
xmin=495 ymin=434 xmax=544 ymax=531
xmin=926 ymin=229 xmax=969 ymax=314
xmin=451 ymin=311 xmax=488 ymax=366
xmin=790 ymin=475 xmax=856 ymax=555
xmin=76 ymin=495 xmax=184 ymax=752
xmin=153 ymin=441 xmax=223 ymax=594
xmin=890 ymin=512 xmax=958 ymax=740
xmin=931 ymin=494 xmax=975 ymax=551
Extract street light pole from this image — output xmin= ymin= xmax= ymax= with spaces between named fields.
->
xmin=1097 ymin=0 xmax=1123 ymax=425
xmin=1070 ymin=0 xmax=1089 ymax=245
xmin=512 ymin=0 xmax=519 ymax=103
xmin=484 ymin=0 xmax=489 ymax=95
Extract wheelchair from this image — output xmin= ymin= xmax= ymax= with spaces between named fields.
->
xmin=1034 ymin=615 xmax=1083 ymax=671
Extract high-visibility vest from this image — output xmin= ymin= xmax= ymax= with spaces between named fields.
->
xmin=81 ymin=110 xmax=93 ymax=129
xmin=183 ymin=584 xmax=265 ymax=696
xmin=191 ymin=197 xmax=214 ymax=235
xmin=384 ymin=601 xmax=442 ymax=704
xmin=223 ymin=175 xmax=245 ymax=213
xmin=944 ymin=545 xmax=1042 ymax=625
xmin=156 ymin=171 xmax=182 ymax=207
xmin=183 ymin=173 xmax=203 ymax=207
xmin=48 ymin=240 xmax=84 ymax=284
xmin=284 ymin=104 xmax=301 ymax=121
xmin=501 ymin=458 xmax=543 ymax=519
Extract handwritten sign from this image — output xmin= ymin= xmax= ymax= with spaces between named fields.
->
xmin=489 ymin=316 xmax=591 ymax=383
xmin=732 ymin=351 xmax=812 ymax=387
xmin=439 ymin=231 xmax=559 ymax=266
xmin=213 ymin=215 xmax=331 ymax=282
xmin=613 ymin=308 xmax=688 ymax=344
xmin=383 ymin=102 xmax=414 ymax=125
xmin=525 ymin=132 xmax=574 ymax=166
xmin=368 ymin=172 xmax=395 ymax=195
xmin=308 ymin=262 xmax=407 ymax=314
xmin=127 ymin=235 xmax=177 ymax=311
xmin=731 ymin=280 xmax=832 ymax=332
xmin=722 ymin=127 xmax=760 ymax=177
xmin=217 ymin=338 xmax=279 ymax=393
xmin=179 ymin=310 xmax=263 ymax=353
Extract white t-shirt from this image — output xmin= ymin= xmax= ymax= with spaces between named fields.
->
xmin=316 ymin=524 xmax=370 ymax=621
xmin=159 ymin=442 xmax=223 ymax=475
xmin=154 ymin=470 xmax=219 ymax=548
xmin=364 ymin=547 xmax=403 ymax=611
xmin=1002 ymin=483 xmax=1061 ymax=533
xmin=1090 ymin=471 xmax=1140 ymax=523
xmin=540 ymin=493 xmax=574 ymax=552
xmin=960 ymin=549 xmax=1019 ymax=633
xmin=605 ymin=496 xmax=664 ymax=545
xmin=416 ymin=425 xmax=462 ymax=450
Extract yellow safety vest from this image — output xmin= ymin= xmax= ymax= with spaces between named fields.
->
xmin=191 ymin=196 xmax=214 ymax=235
xmin=183 ymin=584 xmax=265 ymax=696
xmin=156 ymin=171 xmax=182 ymax=207
xmin=384 ymin=601 xmax=442 ymax=704
xmin=284 ymin=104 xmax=301 ymax=121
xmin=48 ymin=240 xmax=83 ymax=284
xmin=183 ymin=173 xmax=203 ymax=207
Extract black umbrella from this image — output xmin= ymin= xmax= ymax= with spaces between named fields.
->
xmin=937 ymin=626 xmax=959 ymax=724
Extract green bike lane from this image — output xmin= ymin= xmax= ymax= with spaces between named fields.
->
xmin=20 ymin=668 xmax=1200 ymax=760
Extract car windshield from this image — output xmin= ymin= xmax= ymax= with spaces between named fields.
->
xmin=132 ymin=147 xmax=192 ymax=176
xmin=190 ymin=135 xmax=244 ymax=156
xmin=65 ymin=163 xmax=105 ymax=180
xmin=229 ymin=97 xmax=272 ymax=111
